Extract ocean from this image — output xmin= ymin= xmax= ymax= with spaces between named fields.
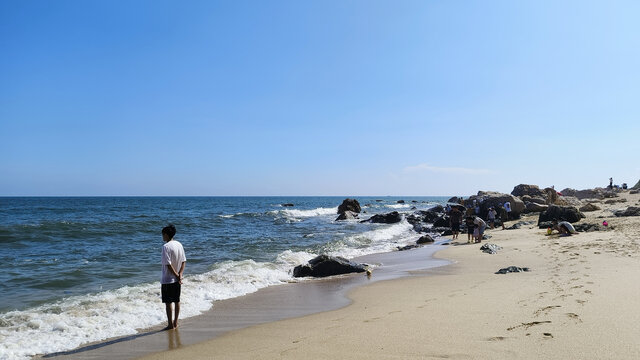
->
xmin=0 ymin=196 xmax=449 ymax=359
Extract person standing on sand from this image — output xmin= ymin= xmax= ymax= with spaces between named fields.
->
xmin=161 ymin=224 xmax=186 ymax=330
xmin=499 ymin=205 xmax=508 ymax=230
xmin=465 ymin=216 xmax=475 ymax=243
xmin=449 ymin=206 xmax=462 ymax=240
xmin=487 ymin=207 xmax=497 ymax=229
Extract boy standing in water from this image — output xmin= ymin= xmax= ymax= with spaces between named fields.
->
xmin=161 ymin=224 xmax=186 ymax=330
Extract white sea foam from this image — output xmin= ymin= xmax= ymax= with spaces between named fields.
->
xmin=385 ymin=203 xmax=411 ymax=209
xmin=0 ymin=250 xmax=318 ymax=360
xmin=278 ymin=207 xmax=338 ymax=219
xmin=328 ymin=220 xmax=417 ymax=259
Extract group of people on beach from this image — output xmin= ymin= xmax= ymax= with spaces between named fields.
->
xmin=446 ymin=199 xmax=513 ymax=244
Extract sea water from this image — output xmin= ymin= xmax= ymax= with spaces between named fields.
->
xmin=0 ymin=196 xmax=448 ymax=359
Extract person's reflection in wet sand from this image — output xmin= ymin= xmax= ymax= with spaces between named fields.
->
xmin=167 ymin=329 xmax=182 ymax=350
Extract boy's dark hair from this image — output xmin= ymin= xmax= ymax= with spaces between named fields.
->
xmin=162 ymin=224 xmax=177 ymax=239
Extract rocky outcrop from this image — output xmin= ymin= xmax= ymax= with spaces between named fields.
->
xmin=544 ymin=187 xmax=558 ymax=205
xmin=538 ymin=205 xmax=585 ymax=224
xmin=521 ymin=195 xmax=546 ymax=205
xmin=560 ymin=188 xmax=606 ymax=200
xmin=554 ymin=196 xmax=583 ymax=207
xmin=417 ymin=234 xmax=435 ymax=244
xmin=579 ymin=203 xmax=601 ymax=212
xmin=525 ymin=202 xmax=548 ymax=213
xmin=362 ymin=211 xmax=402 ymax=224
xmin=337 ymin=198 xmax=361 ymax=215
xmin=335 ymin=211 xmax=359 ymax=221
xmin=465 ymin=191 xmax=525 ymax=219
xmin=632 ymin=180 xmax=640 ymax=190
xmin=614 ymin=207 xmax=640 ymax=217
xmin=293 ymin=255 xmax=367 ymax=277
xmin=511 ymin=184 xmax=546 ymax=198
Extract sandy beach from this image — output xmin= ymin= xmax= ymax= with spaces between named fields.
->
xmin=137 ymin=191 xmax=640 ymax=359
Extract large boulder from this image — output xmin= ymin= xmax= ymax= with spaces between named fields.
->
xmin=432 ymin=215 xmax=450 ymax=227
xmin=554 ymin=196 xmax=583 ymax=207
xmin=538 ymin=205 xmax=585 ymax=224
xmin=335 ymin=211 xmax=359 ymax=221
xmin=614 ymin=207 xmax=640 ymax=217
xmin=544 ymin=187 xmax=558 ymax=205
xmin=525 ymin=202 xmax=548 ymax=213
xmin=521 ymin=195 xmax=546 ymax=205
xmin=560 ymin=188 xmax=605 ymax=200
xmin=511 ymin=184 xmax=546 ymax=198
xmin=580 ymin=203 xmax=601 ymax=212
xmin=293 ymin=255 xmax=367 ymax=278
xmin=362 ymin=211 xmax=402 ymax=224
xmin=337 ymin=198 xmax=361 ymax=215
xmin=417 ymin=234 xmax=435 ymax=244
xmin=465 ymin=191 xmax=525 ymax=220
xmin=632 ymin=180 xmax=640 ymax=190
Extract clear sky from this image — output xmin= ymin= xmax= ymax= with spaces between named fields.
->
xmin=1 ymin=0 xmax=639 ymax=196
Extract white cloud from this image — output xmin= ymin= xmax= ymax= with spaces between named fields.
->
xmin=403 ymin=163 xmax=491 ymax=175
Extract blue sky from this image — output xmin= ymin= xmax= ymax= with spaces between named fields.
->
xmin=1 ymin=0 xmax=639 ymax=196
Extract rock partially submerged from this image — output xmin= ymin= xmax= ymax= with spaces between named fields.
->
xmin=417 ymin=234 xmax=435 ymax=244
xmin=293 ymin=255 xmax=367 ymax=278
xmin=495 ymin=266 xmax=530 ymax=274
xmin=362 ymin=211 xmax=402 ymax=224
xmin=336 ymin=198 xmax=361 ymax=221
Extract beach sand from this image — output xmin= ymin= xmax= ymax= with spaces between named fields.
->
xmin=136 ymin=191 xmax=640 ymax=359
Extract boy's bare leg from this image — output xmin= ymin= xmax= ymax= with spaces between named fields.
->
xmin=165 ymin=303 xmax=174 ymax=330
xmin=173 ymin=302 xmax=180 ymax=329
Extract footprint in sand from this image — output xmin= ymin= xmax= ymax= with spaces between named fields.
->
xmin=543 ymin=332 xmax=554 ymax=338
xmin=576 ymin=299 xmax=587 ymax=305
xmin=507 ymin=321 xmax=552 ymax=331
xmin=486 ymin=336 xmax=507 ymax=341
xmin=566 ymin=313 xmax=582 ymax=323
xmin=534 ymin=305 xmax=561 ymax=317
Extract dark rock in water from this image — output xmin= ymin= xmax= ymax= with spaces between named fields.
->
xmin=417 ymin=235 xmax=435 ymax=244
xmin=411 ymin=200 xmax=418 ymax=203
xmin=480 ymin=243 xmax=502 ymax=254
xmin=448 ymin=196 xmax=461 ymax=203
xmin=429 ymin=205 xmax=445 ymax=213
xmin=397 ymin=200 xmax=405 ymax=204
xmin=335 ymin=211 xmax=359 ymax=221
xmin=411 ymin=223 xmax=428 ymax=233
xmin=362 ymin=211 xmax=402 ymax=224
xmin=495 ymin=266 xmax=530 ymax=274
xmin=397 ymin=244 xmax=420 ymax=251
xmin=440 ymin=229 xmax=453 ymax=236
xmin=411 ymin=206 xmax=417 ymax=210
xmin=614 ymin=206 xmax=640 ymax=217
xmin=281 ymin=203 xmax=295 ymax=207
xmin=337 ymin=198 xmax=361 ymax=215
xmin=511 ymin=184 xmax=546 ymax=198
xmin=580 ymin=203 xmax=601 ymax=212
xmin=431 ymin=226 xmax=450 ymax=234
xmin=538 ymin=205 xmax=585 ymax=224
xmin=375 ymin=199 xmax=383 ymax=202
xmin=293 ymin=255 xmax=367 ymax=278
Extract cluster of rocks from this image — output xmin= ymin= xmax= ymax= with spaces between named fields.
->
xmin=614 ymin=206 xmax=640 ymax=217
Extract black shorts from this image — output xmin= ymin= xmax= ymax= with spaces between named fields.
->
xmin=451 ymin=222 xmax=460 ymax=232
xmin=467 ymin=227 xmax=475 ymax=235
xmin=161 ymin=282 xmax=181 ymax=303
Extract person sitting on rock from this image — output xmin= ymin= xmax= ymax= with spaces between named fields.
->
xmin=551 ymin=219 xmax=577 ymax=236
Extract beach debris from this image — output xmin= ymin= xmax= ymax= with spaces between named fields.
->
xmin=614 ymin=206 xmax=640 ymax=217
xmin=495 ymin=266 xmax=530 ymax=274
xmin=361 ymin=211 xmax=402 ymax=224
xmin=292 ymin=255 xmax=367 ymax=278
xmin=480 ymin=243 xmax=502 ymax=254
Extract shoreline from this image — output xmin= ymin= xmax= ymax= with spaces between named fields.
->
xmin=134 ymin=190 xmax=640 ymax=359
xmin=42 ymin=241 xmax=451 ymax=359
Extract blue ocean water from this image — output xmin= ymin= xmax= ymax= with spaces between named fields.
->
xmin=0 ymin=196 xmax=448 ymax=359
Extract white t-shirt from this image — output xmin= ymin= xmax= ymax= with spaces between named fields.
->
xmin=161 ymin=240 xmax=186 ymax=284
xmin=474 ymin=217 xmax=487 ymax=228
xmin=504 ymin=202 xmax=512 ymax=212
xmin=488 ymin=209 xmax=497 ymax=219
